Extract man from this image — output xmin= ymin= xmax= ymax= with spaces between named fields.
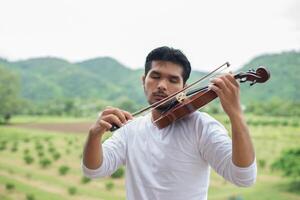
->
xmin=82 ymin=46 xmax=257 ymax=200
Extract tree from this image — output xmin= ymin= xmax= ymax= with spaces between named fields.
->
xmin=272 ymin=148 xmax=300 ymax=189
xmin=0 ymin=65 xmax=21 ymax=123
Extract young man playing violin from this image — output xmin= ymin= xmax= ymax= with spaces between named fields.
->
xmin=82 ymin=46 xmax=256 ymax=200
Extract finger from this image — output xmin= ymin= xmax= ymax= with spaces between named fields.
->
xmin=111 ymin=109 xmax=127 ymax=123
xmin=210 ymin=77 xmax=228 ymax=92
xmin=102 ymin=107 xmax=126 ymax=123
xmin=224 ymin=73 xmax=239 ymax=88
xmin=218 ymin=74 xmax=240 ymax=94
xmin=103 ymin=114 xmax=123 ymax=128
xmin=208 ymin=84 xmax=224 ymax=97
xmin=102 ymin=107 xmax=115 ymax=115
xmin=99 ymin=120 xmax=112 ymax=131
xmin=123 ymin=111 xmax=133 ymax=120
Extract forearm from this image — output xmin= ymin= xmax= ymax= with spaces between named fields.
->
xmin=229 ymin=112 xmax=255 ymax=167
xmin=83 ymin=131 xmax=103 ymax=169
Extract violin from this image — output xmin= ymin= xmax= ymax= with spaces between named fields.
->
xmin=154 ymin=67 xmax=270 ymax=129
xmin=109 ymin=63 xmax=270 ymax=131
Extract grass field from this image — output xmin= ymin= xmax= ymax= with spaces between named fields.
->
xmin=0 ymin=114 xmax=300 ymax=200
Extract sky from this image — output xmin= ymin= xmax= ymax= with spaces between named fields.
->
xmin=0 ymin=0 xmax=299 ymax=71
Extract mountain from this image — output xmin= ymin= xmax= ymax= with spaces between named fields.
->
xmin=1 ymin=51 xmax=299 ymax=107
xmin=239 ymin=51 xmax=300 ymax=103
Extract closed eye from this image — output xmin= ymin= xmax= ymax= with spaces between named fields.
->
xmin=169 ymin=76 xmax=180 ymax=83
xmin=150 ymin=72 xmax=160 ymax=79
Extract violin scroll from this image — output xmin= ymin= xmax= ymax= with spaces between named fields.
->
xmin=235 ymin=67 xmax=270 ymax=86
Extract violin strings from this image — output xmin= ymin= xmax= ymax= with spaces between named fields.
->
xmin=185 ymin=63 xmax=232 ymax=94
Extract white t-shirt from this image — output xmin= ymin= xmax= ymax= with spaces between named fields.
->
xmin=82 ymin=111 xmax=257 ymax=200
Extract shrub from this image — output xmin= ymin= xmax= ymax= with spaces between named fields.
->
xmin=0 ymin=143 xmax=6 ymax=151
xmin=24 ymin=148 xmax=30 ymax=154
xmin=52 ymin=152 xmax=61 ymax=160
xmin=105 ymin=181 xmax=114 ymax=191
xmin=258 ymin=159 xmax=266 ymax=169
xmin=48 ymin=146 xmax=55 ymax=153
xmin=37 ymin=151 xmax=44 ymax=157
xmin=44 ymin=137 xmax=52 ymax=142
xmin=26 ymin=194 xmax=35 ymax=200
xmin=68 ymin=187 xmax=77 ymax=195
xmin=228 ymin=195 xmax=243 ymax=200
xmin=39 ymin=158 xmax=52 ymax=168
xmin=281 ymin=120 xmax=288 ymax=126
xmin=58 ymin=165 xmax=70 ymax=175
xmin=24 ymin=155 xmax=34 ymax=164
xmin=291 ymin=121 xmax=299 ymax=127
xmin=23 ymin=138 xmax=30 ymax=143
xmin=11 ymin=142 xmax=18 ymax=152
xmin=272 ymin=148 xmax=300 ymax=183
xmin=111 ymin=167 xmax=124 ymax=179
xmin=35 ymin=143 xmax=43 ymax=151
xmin=5 ymin=183 xmax=15 ymax=190
xmin=81 ymin=176 xmax=91 ymax=184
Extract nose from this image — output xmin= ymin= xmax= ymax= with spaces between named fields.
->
xmin=157 ymin=79 xmax=167 ymax=91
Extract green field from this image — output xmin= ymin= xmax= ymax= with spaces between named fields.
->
xmin=0 ymin=114 xmax=300 ymax=200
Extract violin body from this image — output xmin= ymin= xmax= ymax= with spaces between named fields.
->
xmin=155 ymin=90 xmax=217 ymax=129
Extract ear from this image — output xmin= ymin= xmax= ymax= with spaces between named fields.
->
xmin=142 ymin=75 xmax=145 ymax=86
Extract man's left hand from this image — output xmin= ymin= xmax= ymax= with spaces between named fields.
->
xmin=209 ymin=73 xmax=242 ymax=117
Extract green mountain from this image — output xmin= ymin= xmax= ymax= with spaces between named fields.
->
xmin=1 ymin=51 xmax=299 ymax=108
xmin=239 ymin=51 xmax=300 ymax=103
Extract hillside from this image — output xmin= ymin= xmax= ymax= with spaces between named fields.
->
xmin=1 ymin=51 xmax=299 ymax=107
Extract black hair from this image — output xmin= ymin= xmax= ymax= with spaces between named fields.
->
xmin=144 ymin=46 xmax=191 ymax=84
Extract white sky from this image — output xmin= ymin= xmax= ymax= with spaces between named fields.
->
xmin=0 ymin=0 xmax=299 ymax=71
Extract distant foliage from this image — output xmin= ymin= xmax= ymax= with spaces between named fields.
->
xmin=39 ymin=158 xmax=52 ymax=168
xmin=1 ymin=51 xmax=300 ymax=118
xmin=5 ymin=183 xmax=15 ymax=190
xmin=272 ymin=148 xmax=300 ymax=182
xmin=111 ymin=167 xmax=124 ymax=179
xmin=58 ymin=165 xmax=70 ymax=175
xmin=246 ymin=100 xmax=300 ymax=117
xmin=26 ymin=194 xmax=35 ymax=200
xmin=105 ymin=181 xmax=114 ymax=191
xmin=0 ymin=65 xmax=21 ymax=123
xmin=258 ymin=159 xmax=266 ymax=169
xmin=24 ymin=155 xmax=34 ymax=164
xmin=81 ymin=176 xmax=91 ymax=184
xmin=68 ymin=187 xmax=77 ymax=195
xmin=52 ymin=152 xmax=61 ymax=160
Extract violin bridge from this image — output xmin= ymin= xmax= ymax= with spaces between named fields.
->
xmin=176 ymin=92 xmax=187 ymax=103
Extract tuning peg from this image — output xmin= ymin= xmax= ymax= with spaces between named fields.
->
xmin=250 ymin=79 xmax=257 ymax=86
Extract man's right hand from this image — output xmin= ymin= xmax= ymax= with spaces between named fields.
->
xmin=89 ymin=106 xmax=133 ymax=136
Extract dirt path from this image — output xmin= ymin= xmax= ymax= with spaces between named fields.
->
xmin=10 ymin=122 xmax=92 ymax=134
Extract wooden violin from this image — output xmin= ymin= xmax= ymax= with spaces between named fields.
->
xmin=109 ymin=64 xmax=270 ymax=131
xmin=153 ymin=67 xmax=270 ymax=129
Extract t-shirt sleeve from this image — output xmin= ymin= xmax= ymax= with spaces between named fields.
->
xmin=197 ymin=113 xmax=257 ymax=187
xmin=82 ymin=128 xmax=127 ymax=179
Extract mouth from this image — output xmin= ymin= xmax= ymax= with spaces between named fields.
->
xmin=152 ymin=92 xmax=168 ymax=101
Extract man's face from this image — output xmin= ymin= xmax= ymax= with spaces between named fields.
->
xmin=142 ymin=61 xmax=185 ymax=110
